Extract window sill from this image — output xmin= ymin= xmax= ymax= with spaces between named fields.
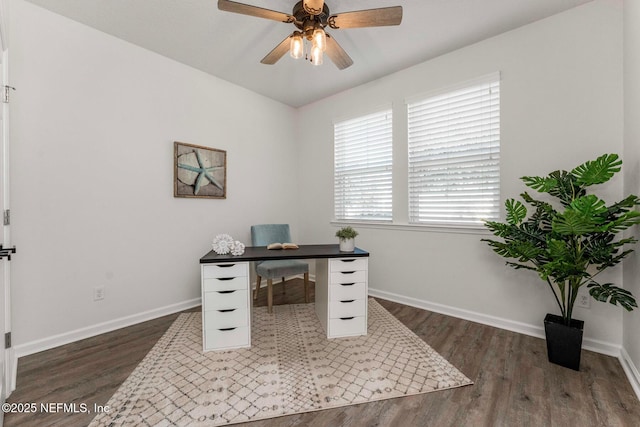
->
xmin=330 ymin=220 xmax=492 ymax=235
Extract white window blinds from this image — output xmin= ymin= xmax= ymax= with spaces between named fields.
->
xmin=407 ymin=73 xmax=500 ymax=227
xmin=334 ymin=109 xmax=393 ymax=222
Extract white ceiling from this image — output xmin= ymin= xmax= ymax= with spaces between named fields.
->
xmin=24 ymin=0 xmax=593 ymax=107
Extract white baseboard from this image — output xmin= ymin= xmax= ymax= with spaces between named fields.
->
xmin=14 ymin=298 xmax=201 ymax=359
xmin=620 ymin=347 xmax=640 ymax=401
xmin=367 ymin=287 xmax=621 ymax=357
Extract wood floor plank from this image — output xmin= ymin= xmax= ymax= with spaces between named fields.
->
xmin=5 ymin=279 xmax=640 ymax=426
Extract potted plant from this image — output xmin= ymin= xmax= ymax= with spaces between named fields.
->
xmin=483 ymin=153 xmax=639 ymax=370
xmin=336 ymin=226 xmax=359 ymax=252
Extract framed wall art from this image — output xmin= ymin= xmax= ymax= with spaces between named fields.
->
xmin=174 ymin=141 xmax=227 ymax=199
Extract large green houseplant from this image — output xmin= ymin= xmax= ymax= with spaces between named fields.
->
xmin=483 ymin=154 xmax=639 ymax=369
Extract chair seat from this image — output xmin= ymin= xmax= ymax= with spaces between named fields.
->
xmin=256 ymin=260 xmax=308 ymax=279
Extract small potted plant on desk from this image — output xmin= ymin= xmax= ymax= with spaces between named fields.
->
xmin=483 ymin=153 xmax=639 ymax=370
xmin=336 ymin=226 xmax=359 ymax=252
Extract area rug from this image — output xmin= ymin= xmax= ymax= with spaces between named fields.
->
xmin=89 ymin=299 xmax=472 ymax=426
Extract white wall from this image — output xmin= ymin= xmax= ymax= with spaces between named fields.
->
xmin=298 ymin=0 xmax=625 ymax=349
xmin=623 ymin=0 xmax=640 ymax=390
xmin=9 ymin=0 xmax=299 ymax=348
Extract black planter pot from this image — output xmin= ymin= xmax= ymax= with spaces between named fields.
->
xmin=543 ymin=313 xmax=584 ymax=371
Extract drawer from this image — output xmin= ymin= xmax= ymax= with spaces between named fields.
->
xmin=331 ymin=282 xmax=366 ymax=301
xmin=203 ymin=276 xmax=248 ymax=292
xmin=205 ymin=326 xmax=250 ymax=350
xmin=204 ymin=289 xmax=248 ymax=310
xmin=329 ymin=299 xmax=367 ymax=319
xmin=204 ymin=308 xmax=249 ymax=329
xmin=331 ymin=270 xmax=366 ymax=285
xmin=202 ymin=263 xmax=248 ymax=279
xmin=330 ymin=258 xmax=368 ymax=272
xmin=328 ymin=316 xmax=366 ymax=337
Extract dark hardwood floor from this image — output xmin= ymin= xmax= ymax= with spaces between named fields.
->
xmin=5 ymin=279 xmax=640 ymax=426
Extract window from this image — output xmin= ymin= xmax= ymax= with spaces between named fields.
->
xmin=334 ymin=109 xmax=393 ymax=222
xmin=407 ymin=73 xmax=500 ymax=227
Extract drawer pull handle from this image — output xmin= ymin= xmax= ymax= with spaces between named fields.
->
xmin=216 ymin=277 xmax=235 ymax=281
xmin=339 ymin=317 xmax=355 ymax=320
xmin=218 ymin=327 xmax=237 ymax=331
xmin=217 ymin=290 xmax=236 ymax=294
xmin=341 ymin=259 xmax=356 ymax=263
xmin=218 ymin=264 xmax=236 ymax=268
xmin=340 ymin=283 xmax=355 ymax=286
xmin=340 ymin=299 xmax=355 ymax=303
xmin=341 ymin=271 xmax=356 ymax=274
xmin=217 ymin=309 xmax=236 ymax=313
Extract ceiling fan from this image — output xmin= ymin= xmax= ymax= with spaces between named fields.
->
xmin=217 ymin=0 xmax=403 ymax=69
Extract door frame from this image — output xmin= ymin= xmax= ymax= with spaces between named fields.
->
xmin=0 ymin=0 xmax=15 ymax=405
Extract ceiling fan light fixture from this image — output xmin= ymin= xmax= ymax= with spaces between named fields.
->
xmin=311 ymin=44 xmax=323 ymax=66
xmin=289 ymin=31 xmax=304 ymax=59
xmin=217 ymin=0 xmax=402 ymax=70
xmin=312 ymin=26 xmax=327 ymax=52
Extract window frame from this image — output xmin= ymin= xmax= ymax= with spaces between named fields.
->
xmin=405 ymin=72 xmax=501 ymax=229
xmin=333 ymin=107 xmax=394 ymax=223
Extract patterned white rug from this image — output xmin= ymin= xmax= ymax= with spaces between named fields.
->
xmin=89 ymin=299 xmax=472 ymax=426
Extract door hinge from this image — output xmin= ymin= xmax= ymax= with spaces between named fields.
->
xmin=2 ymin=85 xmax=15 ymax=103
xmin=0 ymin=244 xmax=16 ymax=261
xmin=4 ymin=332 xmax=10 ymax=349
xmin=3 ymin=209 xmax=9 ymax=225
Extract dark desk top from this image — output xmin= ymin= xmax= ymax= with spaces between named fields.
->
xmin=200 ymin=244 xmax=369 ymax=264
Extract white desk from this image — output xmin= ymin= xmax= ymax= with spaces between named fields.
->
xmin=199 ymin=245 xmax=369 ymax=352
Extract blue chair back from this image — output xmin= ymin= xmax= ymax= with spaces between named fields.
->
xmin=251 ymin=224 xmax=292 ymax=247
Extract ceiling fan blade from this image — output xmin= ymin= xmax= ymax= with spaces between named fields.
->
xmin=325 ymin=33 xmax=353 ymax=70
xmin=218 ymin=0 xmax=294 ymax=24
xmin=328 ymin=6 xmax=403 ymax=29
xmin=303 ymin=0 xmax=325 ymax=16
xmin=260 ymin=34 xmax=293 ymax=65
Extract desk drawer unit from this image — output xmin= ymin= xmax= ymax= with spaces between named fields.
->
xmin=330 ymin=258 xmax=368 ymax=273
xmin=330 ymin=270 xmax=366 ymax=284
xmin=203 ymin=276 xmax=247 ymax=292
xmin=204 ymin=308 xmax=249 ymax=329
xmin=331 ymin=282 xmax=366 ymax=301
xmin=204 ymin=289 xmax=248 ymax=310
xmin=327 ymin=257 xmax=368 ymax=338
xmin=201 ymin=262 xmax=250 ymax=351
xmin=203 ymin=263 xmax=248 ymax=278
xmin=329 ymin=298 xmax=367 ymax=318
xmin=205 ymin=326 xmax=250 ymax=350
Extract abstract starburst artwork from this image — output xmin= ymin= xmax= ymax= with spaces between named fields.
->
xmin=174 ymin=141 xmax=226 ymax=199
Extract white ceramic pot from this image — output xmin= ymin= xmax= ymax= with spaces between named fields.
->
xmin=339 ymin=238 xmax=355 ymax=252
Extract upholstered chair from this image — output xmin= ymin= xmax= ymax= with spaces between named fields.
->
xmin=251 ymin=224 xmax=310 ymax=313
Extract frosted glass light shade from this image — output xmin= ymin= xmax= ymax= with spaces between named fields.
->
xmin=290 ymin=33 xmax=304 ymax=59
xmin=312 ymin=27 xmax=326 ymax=52
xmin=311 ymin=45 xmax=323 ymax=66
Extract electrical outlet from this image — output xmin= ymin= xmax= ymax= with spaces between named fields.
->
xmin=576 ymin=291 xmax=590 ymax=309
xmin=94 ymin=286 xmax=105 ymax=301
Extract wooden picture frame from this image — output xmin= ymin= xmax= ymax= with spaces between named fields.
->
xmin=174 ymin=141 xmax=227 ymax=199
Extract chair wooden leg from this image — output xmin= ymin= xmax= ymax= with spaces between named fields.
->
xmin=254 ymin=276 xmax=262 ymax=300
xmin=267 ymin=279 xmax=273 ymax=314
xmin=304 ymin=272 xmax=310 ymax=303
